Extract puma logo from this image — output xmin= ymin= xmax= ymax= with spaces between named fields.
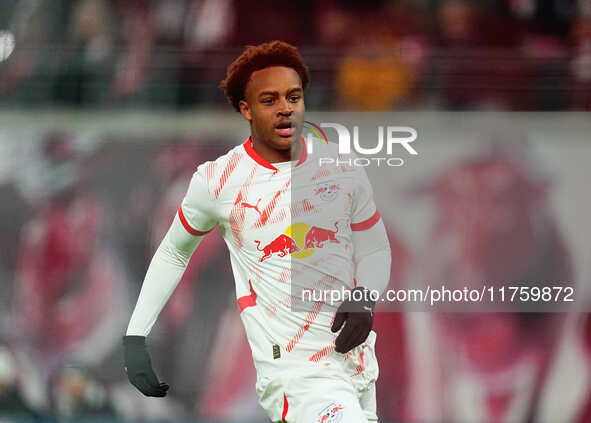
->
xmin=241 ymin=198 xmax=262 ymax=216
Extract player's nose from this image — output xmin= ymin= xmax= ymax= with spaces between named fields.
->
xmin=277 ymin=98 xmax=293 ymax=116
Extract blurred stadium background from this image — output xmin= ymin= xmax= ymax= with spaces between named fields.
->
xmin=1 ymin=0 xmax=591 ymax=422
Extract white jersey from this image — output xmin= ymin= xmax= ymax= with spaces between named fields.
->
xmin=178 ymin=137 xmax=382 ymax=377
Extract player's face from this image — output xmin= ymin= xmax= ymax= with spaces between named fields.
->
xmin=240 ymin=66 xmax=305 ymax=153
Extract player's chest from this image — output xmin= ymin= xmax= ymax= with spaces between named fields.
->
xmin=216 ymin=174 xmax=355 ymax=251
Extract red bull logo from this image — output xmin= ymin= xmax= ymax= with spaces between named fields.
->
xmin=254 ymin=221 xmax=341 ymax=262
xmin=305 ymin=222 xmax=339 ymax=249
xmin=317 ymin=402 xmax=344 ymax=423
xmin=254 ymin=234 xmax=299 ymax=262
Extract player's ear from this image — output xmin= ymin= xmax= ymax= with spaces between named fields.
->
xmin=239 ymin=100 xmax=252 ymax=121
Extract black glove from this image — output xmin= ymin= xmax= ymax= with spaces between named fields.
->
xmin=123 ymin=335 xmax=169 ymax=397
xmin=331 ymin=286 xmax=375 ymax=353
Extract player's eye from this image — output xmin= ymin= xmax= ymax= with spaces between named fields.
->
xmin=289 ymin=95 xmax=300 ymax=102
xmin=261 ymin=98 xmax=274 ymax=105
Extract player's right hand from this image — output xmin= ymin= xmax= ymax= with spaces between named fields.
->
xmin=123 ymin=335 xmax=169 ymax=397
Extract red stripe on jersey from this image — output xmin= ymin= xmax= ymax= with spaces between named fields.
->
xmin=264 ymin=303 xmax=278 ymax=318
xmin=285 ymin=274 xmax=337 ymax=352
xmin=353 ymin=350 xmax=366 ymax=376
xmin=351 ymin=210 xmax=381 ymax=231
xmin=282 ymin=393 xmax=289 ymax=421
xmin=229 ymin=165 xmax=258 ymax=248
xmin=279 ymin=268 xmax=291 ymax=283
xmin=265 ymin=208 xmax=288 ymax=226
xmin=238 ymin=280 xmax=257 ymax=312
xmin=311 ymin=167 xmax=332 ymax=181
xmin=177 ymin=205 xmax=210 ymax=236
xmin=230 ymin=191 xmax=246 ymax=247
xmin=214 ymin=151 xmax=242 ymax=199
xmin=205 ymin=161 xmax=216 ymax=183
xmin=251 ymin=263 xmax=264 ymax=283
xmin=309 ymin=342 xmax=336 ymax=362
xmin=254 ymin=178 xmax=291 ymax=228
xmin=265 ymin=293 xmax=294 ymax=318
xmin=290 ymin=199 xmax=317 ymax=218
xmin=285 ymin=300 xmax=323 ymax=352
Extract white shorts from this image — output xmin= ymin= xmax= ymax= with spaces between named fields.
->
xmin=256 ymin=332 xmax=379 ymax=423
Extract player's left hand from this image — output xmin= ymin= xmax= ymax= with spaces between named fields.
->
xmin=331 ymin=286 xmax=375 ymax=353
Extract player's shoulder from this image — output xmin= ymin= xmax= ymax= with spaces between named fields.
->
xmin=194 ymin=143 xmax=244 ymax=181
xmin=188 ymin=142 xmax=252 ymax=202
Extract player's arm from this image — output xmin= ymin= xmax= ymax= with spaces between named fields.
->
xmin=331 ymin=166 xmax=391 ymax=353
xmin=123 ymin=169 xmax=216 ymax=397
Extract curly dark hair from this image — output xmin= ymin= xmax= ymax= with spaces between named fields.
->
xmin=220 ymin=40 xmax=310 ymax=112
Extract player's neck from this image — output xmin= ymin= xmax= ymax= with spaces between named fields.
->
xmin=250 ymin=136 xmax=302 ymax=164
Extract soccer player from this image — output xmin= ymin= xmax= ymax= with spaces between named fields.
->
xmin=123 ymin=40 xmax=391 ymax=422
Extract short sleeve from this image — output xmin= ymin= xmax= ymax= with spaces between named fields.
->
xmin=351 ymin=165 xmax=381 ymax=231
xmin=178 ymin=168 xmax=218 ymax=235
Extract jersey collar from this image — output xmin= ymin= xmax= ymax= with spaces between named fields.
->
xmin=243 ymin=136 xmax=308 ymax=171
